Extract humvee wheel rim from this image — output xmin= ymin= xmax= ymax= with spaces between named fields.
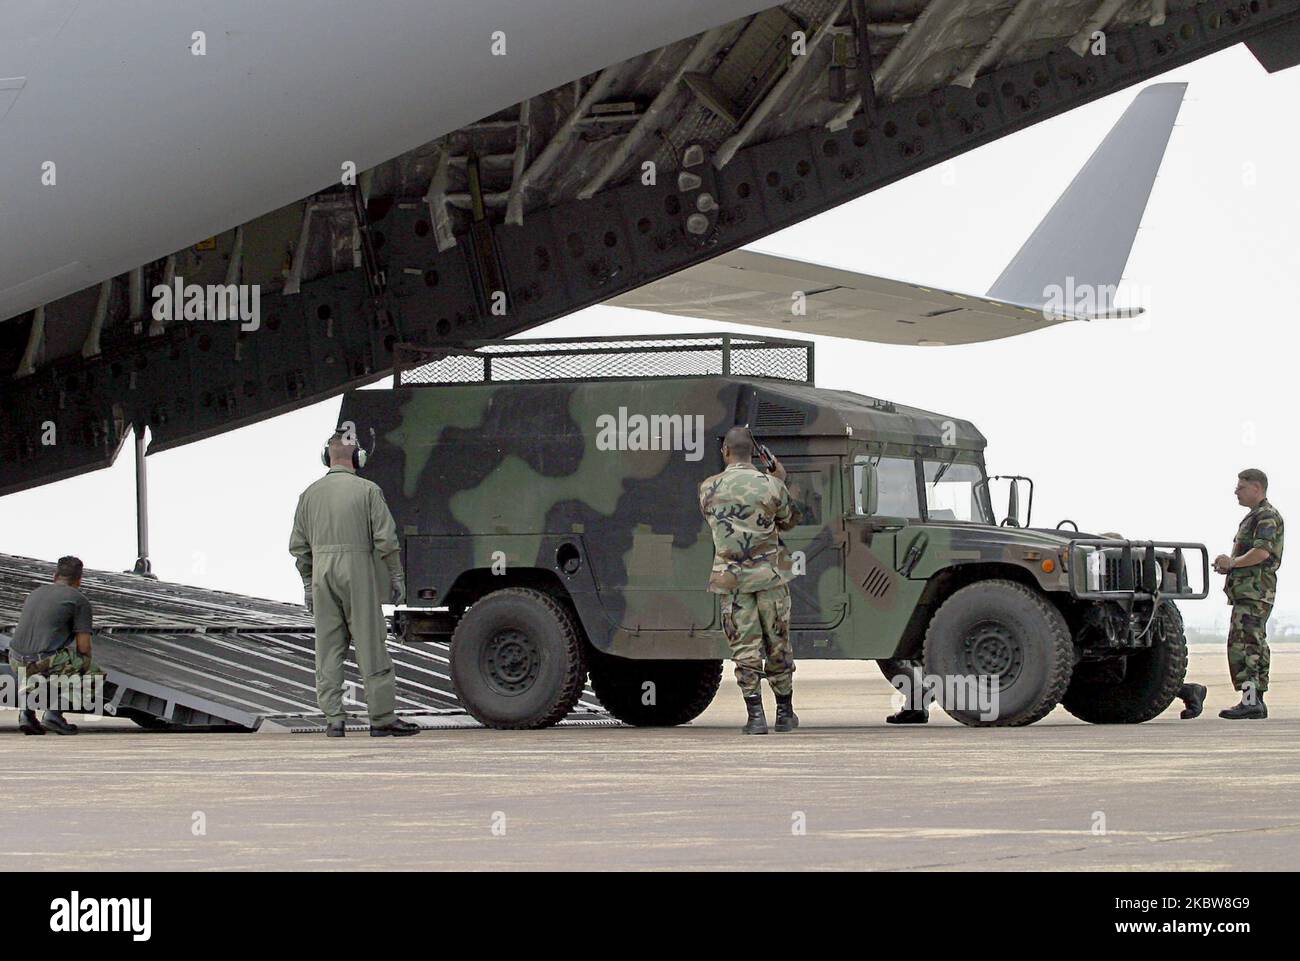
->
xmin=962 ymin=620 xmax=1024 ymax=688
xmin=481 ymin=628 xmax=541 ymax=695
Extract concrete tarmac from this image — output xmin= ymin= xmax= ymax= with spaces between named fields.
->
xmin=1 ymin=646 xmax=1296 ymax=871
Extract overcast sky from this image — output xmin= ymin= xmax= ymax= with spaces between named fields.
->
xmin=5 ymin=45 xmax=1297 ymax=633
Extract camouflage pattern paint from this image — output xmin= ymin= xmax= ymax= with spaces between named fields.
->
xmin=340 ymin=375 xmax=1136 ymax=662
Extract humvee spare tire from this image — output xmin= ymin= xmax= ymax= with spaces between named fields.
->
xmin=587 ymin=650 xmax=722 ymax=726
xmin=450 ymin=588 xmax=587 ymax=729
xmin=1061 ymin=604 xmax=1188 ymax=724
xmin=923 ymin=580 xmax=1074 ymax=727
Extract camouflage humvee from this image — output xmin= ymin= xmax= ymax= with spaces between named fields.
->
xmin=339 ymin=334 xmax=1209 ymax=729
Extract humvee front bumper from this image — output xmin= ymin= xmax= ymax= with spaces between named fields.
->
xmin=1065 ymin=539 xmax=1210 ymax=601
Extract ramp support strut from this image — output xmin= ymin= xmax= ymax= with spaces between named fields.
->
xmin=129 ymin=424 xmax=158 ymax=579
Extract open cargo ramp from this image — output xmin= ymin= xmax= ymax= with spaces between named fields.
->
xmin=0 ymin=554 xmax=611 ymax=732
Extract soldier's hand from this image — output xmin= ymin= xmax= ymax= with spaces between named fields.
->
xmin=1214 ymin=554 xmax=1233 ymax=574
xmin=390 ymin=574 xmax=406 ymax=606
xmin=770 ymin=457 xmax=787 ymax=483
xmin=303 ymin=585 xmax=314 ymax=615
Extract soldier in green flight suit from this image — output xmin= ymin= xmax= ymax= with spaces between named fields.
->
xmin=289 ymin=429 xmax=419 ymax=737
xmin=1212 ymin=468 xmax=1283 ymax=720
xmin=699 ymin=426 xmax=802 ymax=734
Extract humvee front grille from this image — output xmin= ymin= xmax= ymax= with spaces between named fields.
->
xmin=394 ymin=333 xmax=813 ymax=386
xmin=1103 ymin=555 xmax=1154 ymax=592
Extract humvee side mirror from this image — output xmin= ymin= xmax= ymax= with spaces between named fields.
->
xmin=859 ymin=463 xmax=879 ymax=516
xmin=1006 ymin=481 xmax=1020 ymax=528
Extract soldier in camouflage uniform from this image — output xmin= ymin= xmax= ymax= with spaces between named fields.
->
xmin=1212 ymin=468 xmax=1283 ymax=720
xmin=7 ymin=556 xmax=105 ymax=735
xmin=699 ymin=427 xmax=802 ymax=734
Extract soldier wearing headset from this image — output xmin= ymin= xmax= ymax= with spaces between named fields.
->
xmin=289 ymin=426 xmax=418 ymax=737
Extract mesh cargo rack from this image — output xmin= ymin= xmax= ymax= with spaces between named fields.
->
xmin=393 ymin=333 xmax=814 ymax=387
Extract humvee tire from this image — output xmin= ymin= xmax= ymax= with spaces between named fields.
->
xmin=587 ymin=651 xmax=722 ymax=726
xmin=923 ymin=580 xmax=1073 ymax=727
xmin=450 ymin=588 xmax=588 ymax=729
xmin=1061 ymin=604 xmax=1188 ymax=724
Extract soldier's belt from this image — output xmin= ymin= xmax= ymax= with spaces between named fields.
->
xmin=8 ymin=646 xmax=69 ymax=673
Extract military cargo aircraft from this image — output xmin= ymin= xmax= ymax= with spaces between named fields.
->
xmin=3 ymin=0 xmax=1299 ymax=501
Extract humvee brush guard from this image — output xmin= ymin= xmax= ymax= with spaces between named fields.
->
xmin=340 ymin=334 xmax=1209 ymax=729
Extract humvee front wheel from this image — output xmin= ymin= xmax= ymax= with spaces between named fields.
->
xmin=450 ymin=588 xmax=587 ymax=729
xmin=1061 ymin=604 xmax=1188 ymax=724
xmin=923 ymin=580 xmax=1074 ymax=727
xmin=587 ymin=650 xmax=722 ymax=726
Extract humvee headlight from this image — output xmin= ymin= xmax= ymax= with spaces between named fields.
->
xmin=1085 ymin=549 xmax=1105 ymax=592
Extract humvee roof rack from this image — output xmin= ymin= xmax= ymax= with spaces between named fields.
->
xmin=394 ymin=332 xmax=813 ymax=387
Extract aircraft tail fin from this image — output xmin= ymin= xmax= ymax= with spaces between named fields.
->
xmin=985 ymin=81 xmax=1186 ymax=314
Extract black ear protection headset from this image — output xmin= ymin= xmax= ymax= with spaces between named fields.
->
xmin=321 ymin=427 xmax=372 ymax=469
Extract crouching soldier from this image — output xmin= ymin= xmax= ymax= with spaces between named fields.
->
xmin=8 ymin=556 xmax=104 ymax=735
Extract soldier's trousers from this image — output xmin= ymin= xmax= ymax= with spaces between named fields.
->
xmin=311 ymin=551 xmax=396 ymax=725
xmin=11 ymin=645 xmax=105 ymax=713
xmin=1227 ymin=599 xmax=1271 ymax=694
xmin=721 ymin=585 xmax=794 ymax=697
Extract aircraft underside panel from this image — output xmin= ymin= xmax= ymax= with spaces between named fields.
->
xmin=2 ymin=0 xmax=1298 ymax=495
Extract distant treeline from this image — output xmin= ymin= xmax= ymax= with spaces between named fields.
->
xmin=1186 ymin=624 xmax=1298 ymax=645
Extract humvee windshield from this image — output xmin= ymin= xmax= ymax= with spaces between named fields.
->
xmin=923 ymin=459 xmax=995 ymax=524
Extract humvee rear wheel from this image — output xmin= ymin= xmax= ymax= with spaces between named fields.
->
xmin=587 ymin=651 xmax=722 ymax=726
xmin=923 ymin=580 xmax=1074 ymax=727
xmin=450 ymin=588 xmax=587 ymax=729
xmin=1061 ymin=604 xmax=1188 ymax=724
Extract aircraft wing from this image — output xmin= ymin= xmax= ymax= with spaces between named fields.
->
xmin=606 ymin=248 xmax=1115 ymax=346
xmin=610 ymin=82 xmax=1184 ymax=346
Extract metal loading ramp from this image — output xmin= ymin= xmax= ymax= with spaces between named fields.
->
xmin=0 ymin=554 xmax=612 ymax=732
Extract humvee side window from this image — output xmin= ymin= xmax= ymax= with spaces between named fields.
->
xmin=854 ymin=456 xmax=921 ymax=518
xmin=923 ymin=460 xmax=994 ymax=524
xmin=783 ymin=469 xmax=823 ymax=526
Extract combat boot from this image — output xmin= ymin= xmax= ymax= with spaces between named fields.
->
xmin=41 ymin=711 xmax=78 ymax=735
xmin=886 ymin=708 xmax=929 ymax=724
xmin=371 ymin=717 xmax=420 ymax=737
xmin=1178 ymin=683 xmax=1206 ymax=720
xmin=17 ymin=710 xmax=44 ymax=735
xmin=742 ymin=694 xmax=768 ymax=735
xmin=773 ymin=693 xmax=798 ymax=732
xmin=1219 ymin=692 xmax=1267 ymax=720
xmin=325 ymin=720 xmax=346 ymax=738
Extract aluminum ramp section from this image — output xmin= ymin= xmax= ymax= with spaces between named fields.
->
xmin=0 ymin=554 xmax=612 ymax=732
